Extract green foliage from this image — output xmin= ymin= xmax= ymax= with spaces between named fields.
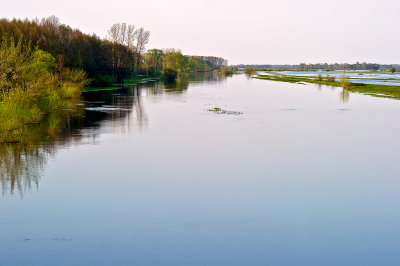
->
xmin=244 ymin=68 xmax=256 ymax=75
xmin=162 ymin=50 xmax=189 ymax=74
xmin=0 ymin=36 xmax=88 ymax=143
xmin=326 ymin=75 xmax=335 ymax=82
xmin=163 ymin=68 xmax=178 ymax=82
xmin=315 ymin=74 xmax=323 ymax=81
xmin=0 ymin=17 xmax=114 ymax=79
xmin=29 ymin=49 xmax=56 ymax=73
xmin=187 ymin=56 xmax=212 ymax=72
xmin=340 ymin=75 xmax=351 ymax=89
xmin=216 ymin=66 xmax=237 ymax=76
xmin=0 ymin=18 xmax=227 ymax=86
xmin=0 ymin=36 xmax=32 ymax=94
xmin=145 ymin=49 xmax=164 ymax=72
xmin=147 ymin=65 xmax=156 ymax=76
xmin=159 ymin=50 xmax=226 ymax=75
xmin=145 ymin=49 xmax=225 ymax=75
xmin=91 ymin=74 xmax=115 ymax=87
xmin=58 ymin=68 xmax=88 ymax=98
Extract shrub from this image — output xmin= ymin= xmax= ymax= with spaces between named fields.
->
xmin=315 ymin=74 xmax=323 ymax=81
xmin=216 ymin=66 xmax=236 ymax=76
xmin=0 ymin=36 xmax=89 ymax=143
xmin=147 ymin=65 xmax=156 ymax=76
xmin=163 ymin=68 xmax=178 ymax=82
xmin=58 ymin=69 xmax=88 ymax=99
xmin=340 ymin=75 xmax=351 ymax=89
xmin=326 ymin=75 xmax=335 ymax=82
xmin=244 ymin=68 xmax=256 ymax=75
xmin=90 ymin=74 xmax=114 ymax=87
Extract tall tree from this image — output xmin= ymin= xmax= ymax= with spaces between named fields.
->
xmin=145 ymin=49 xmax=164 ymax=71
xmin=133 ymin=27 xmax=150 ymax=73
xmin=107 ymin=23 xmax=136 ymax=82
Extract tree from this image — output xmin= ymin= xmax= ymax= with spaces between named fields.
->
xmin=340 ymin=75 xmax=351 ymax=89
xmin=0 ymin=17 xmax=226 ymax=85
xmin=187 ymin=56 xmax=211 ymax=72
xmin=133 ymin=27 xmax=150 ymax=73
xmin=107 ymin=23 xmax=136 ymax=82
xmin=145 ymin=49 xmax=164 ymax=72
xmin=0 ymin=16 xmax=115 ymax=81
xmin=162 ymin=49 xmax=188 ymax=74
xmin=244 ymin=68 xmax=255 ymax=75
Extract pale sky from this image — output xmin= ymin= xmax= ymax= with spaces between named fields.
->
xmin=2 ymin=0 xmax=400 ymax=64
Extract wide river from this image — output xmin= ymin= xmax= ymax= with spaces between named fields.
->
xmin=1 ymin=73 xmax=400 ymax=265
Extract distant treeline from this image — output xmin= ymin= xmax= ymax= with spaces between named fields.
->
xmin=235 ymin=63 xmax=399 ymax=71
xmin=147 ymin=48 xmax=227 ymax=79
xmin=0 ymin=16 xmax=227 ymax=84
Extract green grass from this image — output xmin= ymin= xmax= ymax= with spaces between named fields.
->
xmin=255 ymin=73 xmax=400 ymax=99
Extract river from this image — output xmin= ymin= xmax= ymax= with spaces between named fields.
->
xmin=1 ymin=73 xmax=400 ymax=265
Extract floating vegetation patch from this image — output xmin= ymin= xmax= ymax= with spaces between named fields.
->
xmin=208 ymin=107 xmax=243 ymax=115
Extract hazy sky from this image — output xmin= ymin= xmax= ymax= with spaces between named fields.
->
xmin=2 ymin=0 xmax=400 ymax=64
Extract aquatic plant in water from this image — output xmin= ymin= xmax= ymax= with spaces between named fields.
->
xmin=208 ymin=107 xmax=243 ymax=115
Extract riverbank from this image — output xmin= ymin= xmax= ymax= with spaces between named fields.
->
xmin=255 ymin=73 xmax=400 ymax=99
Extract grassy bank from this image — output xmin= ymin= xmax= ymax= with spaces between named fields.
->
xmin=255 ymin=73 xmax=400 ymax=99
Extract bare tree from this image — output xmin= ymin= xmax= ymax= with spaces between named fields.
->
xmin=108 ymin=23 xmax=136 ymax=47
xmin=40 ymin=15 xmax=60 ymax=30
xmin=133 ymin=27 xmax=150 ymax=73
xmin=107 ymin=23 xmax=150 ymax=78
xmin=107 ymin=23 xmax=136 ymax=82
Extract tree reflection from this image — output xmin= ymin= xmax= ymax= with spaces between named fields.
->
xmin=340 ymin=88 xmax=350 ymax=103
xmin=164 ymin=76 xmax=190 ymax=92
xmin=0 ymin=72 xmax=226 ymax=196
xmin=0 ymin=103 xmax=84 ymax=196
xmin=0 ymin=144 xmax=46 ymax=195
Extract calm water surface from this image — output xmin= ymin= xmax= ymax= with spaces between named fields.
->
xmin=1 ymin=73 xmax=400 ymax=265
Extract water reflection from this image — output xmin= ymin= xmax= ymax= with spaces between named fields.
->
xmin=0 ymin=105 xmax=84 ymax=196
xmin=0 ymin=73 xmax=226 ymax=196
xmin=163 ymin=72 xmax=228 ymax=92
xmin=0 ymin=144 xmax=45 ymax=195
xmin=2 ymin=73 xmax=400 ymax=265
xmin=340 ymin=88 xmax=350 ymax=103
